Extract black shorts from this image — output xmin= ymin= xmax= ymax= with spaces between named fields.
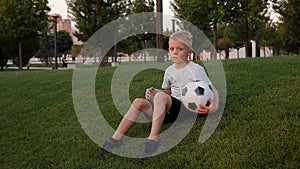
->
xmin=164 ymin=96 xmax=182 ymax=123
xmin=144 ymin=96 xmax=188 ymax=123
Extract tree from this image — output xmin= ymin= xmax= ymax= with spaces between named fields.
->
xmin=70 ymin=44 xmax=84 ymax=61
xmin=226 ymin=22 xmax=245 ymax=59
xmin=67 ymin=0 xmax=130 ymax=66
xmin=67 ymin=0 xmax=128 ymax=42
xmin=56 ymin=31 xmax=74 ymax=57
xmin=171 ymin=0 xmax=238 ymax=59
xmin=156 ymin=0 xmax=164 ymax=62
xmin=119 ymin=0 xmax=155 ymax=55
xmin=171 ymin=0 xmax=273 ymax=58
xmin=171 ymin=0 xmax=212 ymax=39
xmin=217 ymin=23 xmax=235 ymax=59
xmin=276 ymin=22 xmax=300 ymax=55
xmin=231 ymin=0 xmax=270 ymax=58
xmin=35 ymin=29 xmax=53 ymax=65
xmin=35 ymin=30 xmax=73 ymax=65
xmin=273 ymin=0 xmax=300 ymax=54
xmin=131 ymin=0 xmax=154 ymax=13
xmin=207 ymin=0 xmax=237 ymax=59
xmin=0 ymin=0 xmax=49 ymax=70
xmin=274 ymin=0 xmax=300 ymax=43
xmin=0 ymin=34 xmax=11 ymax=71
xmin=259 ymin=22 xmax=281 ymax=56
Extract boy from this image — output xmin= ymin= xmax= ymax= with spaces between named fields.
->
xmin=95 ymin=30 xmax=219 ymax=159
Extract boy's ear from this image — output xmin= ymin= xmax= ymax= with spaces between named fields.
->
xmin=188 ymin=48 xmax=193 ymax=55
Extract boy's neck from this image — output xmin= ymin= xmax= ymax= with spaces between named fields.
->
xmin=175 ymin=60 xmax=190 ymax=69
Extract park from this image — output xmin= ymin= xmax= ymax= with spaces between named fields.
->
xmin=1 ymin=56 xmax=299 ymax=168
xmin=0 ymin=0 xmax=299 ymax=168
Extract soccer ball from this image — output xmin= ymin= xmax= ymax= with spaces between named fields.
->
xmin=181 ymin=81 xmax=214 ymax=113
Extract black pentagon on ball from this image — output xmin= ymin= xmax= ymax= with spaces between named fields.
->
xmin=209 ymin=85 xmax=213 ymax=91
xmin=206 ymin=100 xmax=211 ymax=107
xmin=195 ymin=86 xmax=205 ymax=95
xmin=188 ymin=102 xmax=198 ymax=110
xmin=182 ymin=87 xmax=188 ymax=96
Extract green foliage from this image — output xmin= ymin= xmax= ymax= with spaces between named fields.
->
xmin=171 ymin=0 xmax=239 ymax=44
xmin=67 ymin=0 xmax=156 ymax=63
xmin=274 ymin=0 xmax=300 ymax=44
xmin=13 ymin=37 xmax=40 ymax=67
xmin=172 ymin=0 xmax=273 ymax=58
xmin=0 ymin=0 xmax=49 ymax=38
xmin=0 ymin=34 xmax=40 ymax=67
xmin=0 ymin=56 xmax=299 ymax=168
xmin=131 ymin=0 xmax=154 ymax=13
xmin=35 ymin=31 xmax=53 ymax=64
xmin=35 ymin=30 xmax=73 ymax=64
xmin=57 ymin=31 xmax=74 ymax=56
xmin=216 ymin=23 xmax=236 ymax=59
xmin=227 ymin=0 xmax=270 ymax=57
xmin=273 ymin=0 xmax=300 ymax=54
xmin=0 ymin=0 xmax=50 ymax=69
xmin=67 ymin=0 xmax=128 ymax=42
xmin=117 ymin=0 xmax=156 ymax=55
xmin=70 ymin=44 xmax=84 ymax=58
xmin=259 ymin=22 xmax=287 ymax=56
xmin=259 ymin=0 xmax=300 ymax=56
xmin=171 ymin=0 xmax=213 ymax=39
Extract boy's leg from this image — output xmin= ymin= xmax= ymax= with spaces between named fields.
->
xmin=95 ymin=98 xmax=152 ymax=158
xmin=139 ymin=92 xmax=172 ymax=158
xmin=112 ymin=98 xmax=153 ymax=140
xmin=148 ymin=92 xmax=172 ymax=141
xmin=94 ymin=137 xmax=123 ymax=157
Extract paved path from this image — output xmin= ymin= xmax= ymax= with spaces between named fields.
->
xmin=7 ymin=67 xmax=72 ymax=70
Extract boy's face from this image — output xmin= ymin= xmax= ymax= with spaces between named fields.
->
xmin=169 ymin=38 xmax=192 ymax=64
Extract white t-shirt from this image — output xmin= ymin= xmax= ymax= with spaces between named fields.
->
xmin=162 ymin=61 xmax=212 ymax=100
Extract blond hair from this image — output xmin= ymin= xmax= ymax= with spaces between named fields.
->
xmin=170 ymin=30 xmax=193 ymax=48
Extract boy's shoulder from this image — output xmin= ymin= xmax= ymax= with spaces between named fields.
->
xmin=189 ymin=61 xmax=203 ymax=68
xmin=188 ymin=61 xmax=206 ymax=73
xmin=165 ymin=63 xmax=176 ymax=71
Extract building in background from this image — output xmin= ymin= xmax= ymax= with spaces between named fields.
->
xmin=48 ymin=14 xmax=83 ymax=45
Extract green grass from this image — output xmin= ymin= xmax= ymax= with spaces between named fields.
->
xmin=1 ymin=56 xmax=299 ymax=168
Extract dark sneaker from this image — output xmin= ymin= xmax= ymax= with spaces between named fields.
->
xmin=94 ymin=138 xmax=123 ymax=158
xmin=139 ymin=139 xmax=159 ymax=159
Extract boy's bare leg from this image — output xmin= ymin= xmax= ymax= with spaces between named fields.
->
xmin=95 ymin=98 xmax=153 ymax=158
xmin=138 ymin=92 xmax=172 ymax=158
xmin=148 ymin=92 xmax=172 ymax=141
xmin=112 ymin=98 xmax=153 ymax=140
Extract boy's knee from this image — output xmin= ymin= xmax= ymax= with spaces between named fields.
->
xmin=132 ymin=98 xmax=148 ymax=110
xmin=153 ymin=92 xmax=167 ymax=102
xmin=132 ymin=98 xmax=144 ymax=106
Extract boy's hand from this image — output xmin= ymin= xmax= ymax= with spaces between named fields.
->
xmin=197 ymin=98 xmax=218 ymax=114
xmin=145 ymin=87 xmax=155 ymax=100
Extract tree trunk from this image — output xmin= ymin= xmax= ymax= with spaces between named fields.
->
xmin=245 ymin=40 xmax=249 ymax=58
xmin=212 ymin=20 xmax=217 ymax=60
xmin=225 ymin=49 xmax=229 ymax=59
xmin=244 ymin=18 xmax=251 ymax=58
xmin=46 ymin=57 xmax=49 ymax=66
xmin=255 ymin=34 xmax=260 ymax=57
xmin=156 ymin=0 xmax=164 ymax=62
xmin=19 ymin=39 xmax=23 ymax=71
xmin=0 ymin=53 xmax=3 ymax=71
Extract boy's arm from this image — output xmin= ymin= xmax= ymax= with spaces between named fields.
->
xmin=163 ymin=88 xmax=171 ymax=95
xmin=210 ymin=84 xmax=219 ymax=113
xmin=145 ymin=87 xmax=171 ymax=100
xmin=197 ymin=84 xmax=219 ymax=114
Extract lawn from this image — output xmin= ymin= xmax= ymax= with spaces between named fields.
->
xmin=0 ymin=56 xmax=299 ymax=168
